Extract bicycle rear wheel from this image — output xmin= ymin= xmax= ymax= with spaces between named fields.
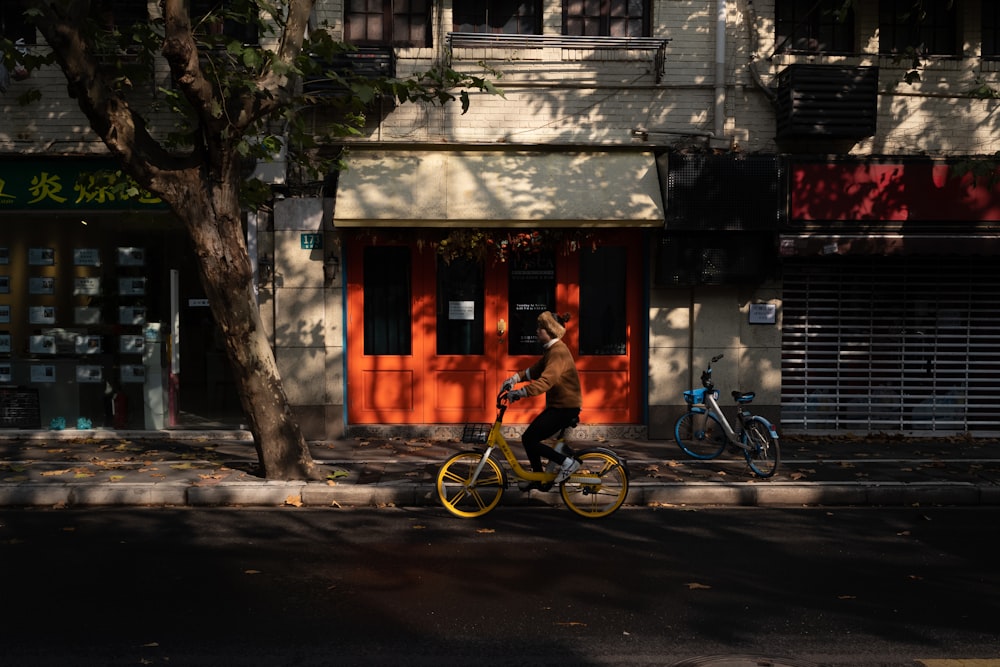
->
xmin=742 ymin=418 xmax=780 ymax=478
xmin=560 ymin=449 xmax=629 ymax=519
xmin=436 ymin=451 xmax=506 ymax=518
xmin=674 ymin=411 xmax=727 ymax=459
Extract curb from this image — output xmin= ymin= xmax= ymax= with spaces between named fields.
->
xmin=0 ymin=481 xmax=996 ymax=508
xmin=0 ymin=429 xmax=255 ymax=442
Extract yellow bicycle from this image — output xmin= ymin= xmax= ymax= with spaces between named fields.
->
xmin=435 ymin=390 xmax=630 ymax=519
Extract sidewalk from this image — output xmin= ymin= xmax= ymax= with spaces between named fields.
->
xmin=1 ymin=429 xmax=999 ymax=509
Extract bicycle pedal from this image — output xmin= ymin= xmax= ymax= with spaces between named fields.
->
xmin=517 ymin=480 xmax=553 ymax=492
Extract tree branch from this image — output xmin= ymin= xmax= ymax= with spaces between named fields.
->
xmin=27 ymin=1 xmax=189 ymax=186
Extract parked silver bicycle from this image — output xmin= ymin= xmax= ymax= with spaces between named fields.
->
xmin=673 ymin=354 xmax=780 ymax=478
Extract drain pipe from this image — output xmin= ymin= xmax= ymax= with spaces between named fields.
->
xmin=714 ymin=0 xmax=727 ymax=138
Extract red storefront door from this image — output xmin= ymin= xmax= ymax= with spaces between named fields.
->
xmin=345 ymin=231 xmax=643 ymax=425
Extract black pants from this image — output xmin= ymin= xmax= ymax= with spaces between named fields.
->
xmin=521 ymin=407 xmax=581 ymax=472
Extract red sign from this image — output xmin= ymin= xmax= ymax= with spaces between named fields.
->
xmin=790 ymin=161 xmax=1000 ymax=222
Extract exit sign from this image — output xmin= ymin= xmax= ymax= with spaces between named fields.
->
xmin=300 ymin=233 xmax=323 ymax=249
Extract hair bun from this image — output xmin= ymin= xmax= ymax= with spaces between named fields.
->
xmin=556 ymin=312 xmax=571 ymax=324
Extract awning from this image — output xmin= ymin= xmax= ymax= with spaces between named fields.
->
xmin=332 ymin=150 xmax=664 ymax=228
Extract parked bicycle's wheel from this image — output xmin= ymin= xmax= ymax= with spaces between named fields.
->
xmin=436 ymin=451 xmax=506 ymax=518
xmin=742 ymin=418 xmax=780 ymax=478
xmin=674 ymin=411 xmax=728 ymax=459
xmin=560 ymin=450 xmax=629 ymax=519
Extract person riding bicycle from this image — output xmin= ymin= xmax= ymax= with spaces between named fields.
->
xmin=502 ymin=311 xmax=582 ymax=489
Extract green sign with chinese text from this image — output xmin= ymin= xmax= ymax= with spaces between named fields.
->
xmin=0 ymin=159 xmax=166 ymax=211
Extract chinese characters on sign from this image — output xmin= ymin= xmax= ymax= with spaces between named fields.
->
xmin=0 ymin=160 xmax=165 ymax=210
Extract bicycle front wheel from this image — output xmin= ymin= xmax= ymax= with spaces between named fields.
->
xmin=674 ymin=410 xmax=727 ymax=459
xmin=742 ymin=418 xmax=780 ymax=478
xmin=436 ymin=451 xmax=506 ymax=518
xmin=560 ymin=450 xmax=629 ymax=519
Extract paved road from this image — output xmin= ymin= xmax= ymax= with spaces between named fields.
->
xmin=1 ymin=506 xmax=998 ymax=666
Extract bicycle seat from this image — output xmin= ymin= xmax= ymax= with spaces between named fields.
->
xmin=733 ymin=391 xmax=755 ymax=403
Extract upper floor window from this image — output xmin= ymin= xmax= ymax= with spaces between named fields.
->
xmin=345 ymin=0 xmax=431 ymax=48
xmin=190 ymin=1 xmax=260 ymax=46
xmin=92 ymin=0 xmax=150 ymax=35
xmin=0 ymin=0 xmax=35 ymax=45
xmin=563 ymin=0 xmax=650 ymax=38
xmin=775 ymin=0 xmax=855 ymax=54
xmin=878 ymin=0 xmax=958 ymax=57
xmin=453 ymin=0 xmax=541 ymax=35
xmin=984 ymin=0 xmax=1000 ymax=58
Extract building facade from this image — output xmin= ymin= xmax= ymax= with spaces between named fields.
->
xmin=2 ymin=1 xmax=1000 ymax=438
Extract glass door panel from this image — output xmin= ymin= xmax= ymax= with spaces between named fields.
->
xmin=506 ymin=252 xmax=556 ymax=356
xmin=347 ymin=241 xmax=425 ymax=423
xmin=364 ymin=246 xmax=411 ymax=355
xmin=579 ymin=246 xmax=627 ymax=356
xmin=436 ymin=256 xmax=484 ymax=355
xmin=570 ymin=235 xmax=643 ymax=423
xmin=426 ymin=254 xmax=498 ymax=422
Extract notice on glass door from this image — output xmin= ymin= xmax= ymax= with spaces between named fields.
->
xmin=448 ymin=301 xmax=475 ymax=320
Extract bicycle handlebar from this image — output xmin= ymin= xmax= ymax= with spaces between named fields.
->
xmin=701 ymin=353 xmax=724 ymax=390
xmin=496 ymin=389 xmax=511 ymax=414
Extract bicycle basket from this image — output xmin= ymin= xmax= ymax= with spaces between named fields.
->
xmin=461 ymin=423 xmax=490 ymax=444
xmin=683 ymin=388 xmax=719 ymax=405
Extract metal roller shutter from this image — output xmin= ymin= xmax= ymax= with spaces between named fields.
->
xmin=781 ymin=257 xmax=1000 ymax=433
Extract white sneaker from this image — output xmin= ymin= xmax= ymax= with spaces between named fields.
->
xmin=553 ymin=457 xmax=581 ymax=485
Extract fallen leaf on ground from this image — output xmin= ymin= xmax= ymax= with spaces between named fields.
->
xmin=476 ymin=528 xmax=495 ymax=534
xmin=244 ymin=570 xmax=261 ymax=575
xmin=686 ymin=582 xmax=711 ymax=590
xmin=284 ymin=495 xmax=303 ymax=507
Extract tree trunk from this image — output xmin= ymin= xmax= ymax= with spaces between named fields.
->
xmin=170 ymin=168 xmax=318 ymax=481
xmin=24 ymin=0 xmax=320 ymax=480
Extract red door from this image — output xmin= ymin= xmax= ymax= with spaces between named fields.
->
xmin=498 ymin=232 xmax=643 ymax=424
xmin=346 ymin=231 xmax=644 ymax=425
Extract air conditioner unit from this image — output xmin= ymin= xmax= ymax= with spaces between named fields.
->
xmin=775 ymin=65 xmax=878 ymax=140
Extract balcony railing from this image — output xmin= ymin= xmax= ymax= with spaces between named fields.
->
xmin=446 ymin=32 xmax=670 ymax=82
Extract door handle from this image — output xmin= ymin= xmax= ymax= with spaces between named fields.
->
xmin=497 ymin=318 xmax=506 ymax=339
